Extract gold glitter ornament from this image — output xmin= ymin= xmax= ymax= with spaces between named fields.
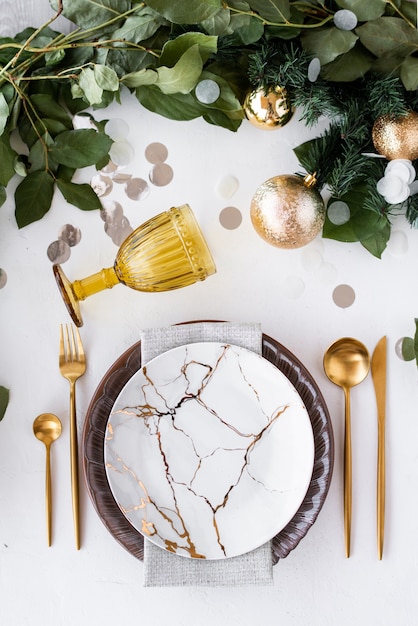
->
xmin=243 ymin=85 xmax=293 ymax=130
xmin=250 ymin=173 xmax=325 ymax=249
xmin=372 ymin=111 xmax=418 ymax=161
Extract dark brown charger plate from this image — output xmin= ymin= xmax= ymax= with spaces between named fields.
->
xmin=83 ymin=324 xmax=334 ymax=565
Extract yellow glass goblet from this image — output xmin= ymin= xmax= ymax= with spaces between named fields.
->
xmin=53 ymin=204 xmax=216 ymax=327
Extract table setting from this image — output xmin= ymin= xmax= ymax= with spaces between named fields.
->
xmin=1 ymin=1 xmax=418 ymax=625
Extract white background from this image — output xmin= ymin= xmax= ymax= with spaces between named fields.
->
xmin=1 ymin=2 xmax=418 ymax=625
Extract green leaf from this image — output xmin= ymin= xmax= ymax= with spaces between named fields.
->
xmin=159 ymin=32 xmax=218 ymax=66
xmin=414 ymin=318 xmax=418 ymax=367
xmin=321 ymin=44 xmax=375 ymax=81
xmin=28 ymin=133 xmax=56 ymax=172
xmin=57 ymin=179 xmax=102 ymax=211
xmin=94 ymin=64 xmax=120 ymax=91
xmin=79 ymin=67 xmax=104 ymax=105
xmin=0 ymin=386 xmax=9 ymax=422
xmin=400 ymin=55 xmax=418 ymax=90
xmin=156 ymin=45 xmax=203 ymax=94
xmin=201 ymin=7 xmax=231 ymax=35
xmin=247 ymin=0 xmax=291 ymax=22
xmin=0 ymin=186 xmax=6 ymax=207
xmin=49 ymin=129 xmax=113 ymax=168
xmin=112 ymin=11 xmax=164 ymax=44
xmin=301 ymin=27 xmax=358 ymax=65
xmin=323 ymin=186 xmax=390 ymax=254
xmin=144 ymin=0 xmax=222 ymax=24
xmin=0 ymin=92 xmax=9 ymax=136
xmin=227 ymin=14 xmax=265 ymax=44
xmin=335 ymin=0 xmax=386 ymax=21
xmin=45 ymin=48 xmax=66 ymax=66
xmin=356 ymin=17 xmax=418 ymax=58
xmin=30 ymin=94 xmax=72 ymax=128
xmin=360 ymin=220 xmax=390 ymax=258
xmin=203 ymin=108 xmax=242 ymax=131
xmin=401 ymin=336 xmax=415 ymax=361
xmin=15 ymin=170 xmax=55 ymax=228
xmin=50 ymin=0 xmax=130 ymax=30
xmin=199 ymin=70 xmax=243 ymax=114
xmin=137 ymin=85 xmax=204 ymax=120
xmin=121 ymin=68 xmax=158 ymax=88
xmin=0 ymin=133 xmax=17 ymax=187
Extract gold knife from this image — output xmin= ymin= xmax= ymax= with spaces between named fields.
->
xmin=371 ymin=336 xmax=387 ymax=560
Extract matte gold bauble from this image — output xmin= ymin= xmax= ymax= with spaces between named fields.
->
xmin=250 ymin=174 xmax=325 ymax=249
xmin=243 ymin=85 xmax=293 ymax=130
xmin=372 ymin=111 xmax=418 ymax=161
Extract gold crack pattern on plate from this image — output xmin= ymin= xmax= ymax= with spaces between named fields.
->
xmin=104 ymin=342 xmax=315 ymax=560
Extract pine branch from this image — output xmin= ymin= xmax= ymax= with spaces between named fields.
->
xmin=406 ymin=193 xmax=418 ymax=227
xmin=328 ymin=147 xmax=372 ymax=198
xmin=294 ymin=123 xmax=342 ymax=189
xmin=362 ymin=74 xmax=409 ymax=119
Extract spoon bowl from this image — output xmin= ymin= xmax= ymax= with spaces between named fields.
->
xmin=323 ymin=338 xmax=370 ymax=557
xmin=33 ymin=413 xmax=62 ymax=546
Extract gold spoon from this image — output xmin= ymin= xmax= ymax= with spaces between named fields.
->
xmin=33 ymin=413 xmax=62 ymax=546
xmin=323 ymin=338 xmax=370 ymax=558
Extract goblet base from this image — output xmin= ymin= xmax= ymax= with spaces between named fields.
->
xmin=53 ymin=264 xmax=84 ymax=327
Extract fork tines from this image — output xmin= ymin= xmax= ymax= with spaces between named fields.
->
xmin=59 ymin=324 xmax=86 ymax=365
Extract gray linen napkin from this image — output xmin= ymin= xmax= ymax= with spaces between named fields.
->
xmin=141 ymin=321 xmax=274 ymax=587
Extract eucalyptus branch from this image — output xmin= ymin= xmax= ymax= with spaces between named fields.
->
xmin=11 ymin=0 xmax=63 ymax=68
xmin=224 ymin=2 xmax=334 ymax=28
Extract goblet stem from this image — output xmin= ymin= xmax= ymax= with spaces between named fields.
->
xmin=53 ymin=264 xmax=119 ymax=327
xmin=72 ymin=267 xmax=119 ymax=300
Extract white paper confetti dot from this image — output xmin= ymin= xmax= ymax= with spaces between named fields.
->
xmin=333 ymin=9 xmax=358 ymax=30
xmin=195 ymin=79 xmax=220 ymax=104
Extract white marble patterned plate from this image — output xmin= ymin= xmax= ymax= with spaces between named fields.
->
xmin=104 ymin=342 xmax=314 ymax=560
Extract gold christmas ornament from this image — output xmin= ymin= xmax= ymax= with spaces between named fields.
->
xmin=243 ymin=85 xmax=293 ymax=130
xmin=372 ymin=111 xmax=418 ymax=161
xmin=250 ymin=173 xmax=325 ymax=249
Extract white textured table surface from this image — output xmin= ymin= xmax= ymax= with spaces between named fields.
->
xmin=1 ymin=2 xmax=418 ymax=625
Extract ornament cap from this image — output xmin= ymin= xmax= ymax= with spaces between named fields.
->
xmin=303 ymin=172 xmax=317 ymax=188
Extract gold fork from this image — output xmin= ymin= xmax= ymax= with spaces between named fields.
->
xmin=59 ymin=324 xmax=86 ymax=550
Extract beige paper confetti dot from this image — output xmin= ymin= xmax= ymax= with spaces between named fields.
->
xmin=125 ymin=177 xmax=150 ymax=201
xmin=145 ymin=142 xmax=168 ymax=164
xmin=149 ymin=162 xmax=174 ymax=186
xmin=105 ymin=216 xmax=133 ymax=245
xmin=332 ymin=284 xmax=355 ymax=308
xmin=47 ymin=240 xmax=71 ymax=263
xmin=91 ymin=174 xmax=113 ymax=197
xmin=113 ymin=173 xmax=132 ymax=184
xmin=58 ymin=224 xmax=81 ymax=247
xmin=100 ymin=201 xmax=124 ymax=223
xmin=219 ymin=206 xmax=242 ymax=230
xmin=0 ymin=268 xmax=7 ymax=289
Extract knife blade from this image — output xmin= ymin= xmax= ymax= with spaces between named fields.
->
xmin=371 ymin=336 xmax=387 ymax=560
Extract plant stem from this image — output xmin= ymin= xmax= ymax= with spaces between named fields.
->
xmin=224 ymin=1 xmax=334 ymax=28
xmin=386 ymin=0 xmax=416 ymax=29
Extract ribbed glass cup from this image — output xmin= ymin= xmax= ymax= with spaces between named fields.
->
xmin=53 ymin=204 xmax=216 ymax=327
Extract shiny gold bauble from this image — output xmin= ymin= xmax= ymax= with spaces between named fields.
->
xmin=250 ymin=174 xmax=325 ymax=249
xmin=372 ymin=110 xmax=418 ymax=161
xmin=243 ymin=85 xmax=293 ymax=130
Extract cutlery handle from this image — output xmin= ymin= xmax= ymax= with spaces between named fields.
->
xmin=69 ymin=381 xmax=80 ymax=550
xmin=343 ymin=388 xmax=352 ymax=558
xmin=46 ymin=444 xmax=52 ymax=547
xmin=377 ymin=418 xmax=385 ymax=559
